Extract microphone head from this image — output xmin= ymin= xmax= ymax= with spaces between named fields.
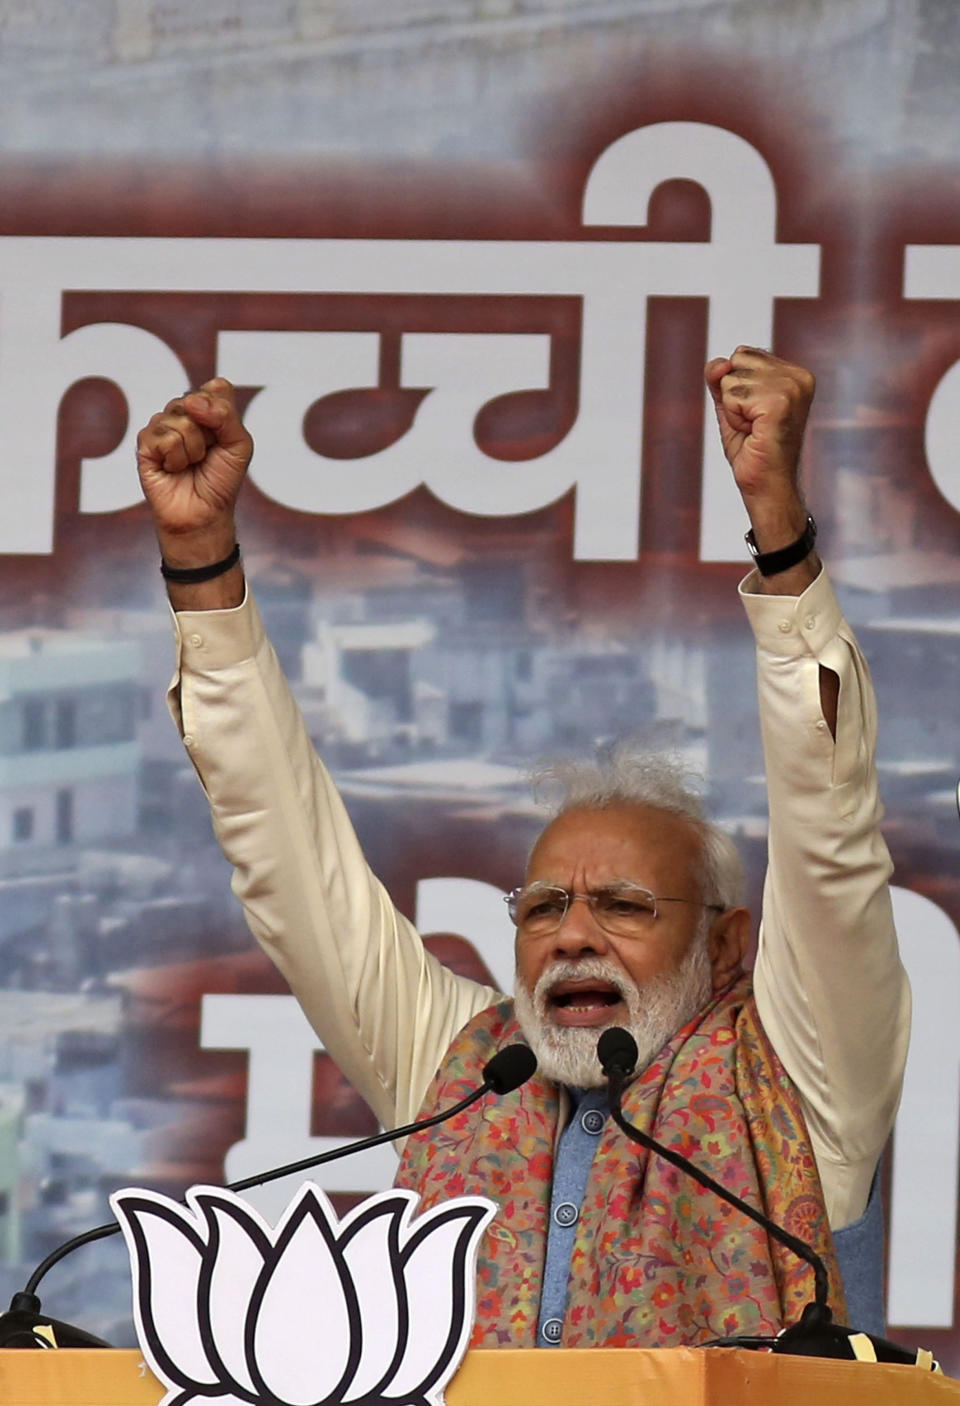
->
xmin=483 ymin=1043 xmax=537 ymax=1095
xmin=597 ymin=1026 xmax=638 ymax=1078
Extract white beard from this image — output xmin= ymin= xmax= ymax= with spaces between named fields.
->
xmin=512 ymin=942 xmax=714 ymax=1089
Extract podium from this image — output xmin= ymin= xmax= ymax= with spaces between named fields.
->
xmin=2 ymin=1347 xmax=960 ymax=1405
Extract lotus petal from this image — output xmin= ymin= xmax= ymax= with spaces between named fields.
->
xmin=170 ymin=1394 xmax=251 ymax=1406
xmin=111 ymin=1191 xmax=221 ymax=1394
xmin=248 ymin=1187 xmax=358 ymax=1406
xmin=193 ymin=1191 xmax=272 ymax=1399
xmin=385 ymin=1200 xmax=495 ymax=1405
xmin=337 ymin=1194 xmax=412 ymax=1402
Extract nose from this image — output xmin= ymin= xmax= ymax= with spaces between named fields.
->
xmin=552 ymin=893 xmax=610 ymax=956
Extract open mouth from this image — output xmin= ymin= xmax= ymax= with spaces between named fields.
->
xmin=551 ymin=989 xmax=620 ymax=1009
xmin=547 ymin=979 xmax=624 ymax=1023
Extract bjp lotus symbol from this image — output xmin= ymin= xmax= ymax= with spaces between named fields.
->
xmin=110 ymin=1183 xmax=496 ymax=1406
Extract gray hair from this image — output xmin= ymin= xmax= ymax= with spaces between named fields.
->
xmin=528 ymin=743 xmax=745 ymax=911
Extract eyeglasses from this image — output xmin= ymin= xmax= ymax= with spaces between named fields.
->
xmin=504 ymin=880 xmax=723 ymax=938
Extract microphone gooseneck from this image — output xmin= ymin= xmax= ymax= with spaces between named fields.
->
xmin=1 ymin=1041 xmax=537 ymax=1348
xmin=596 ymin=1026 xmax=832 ymax=1324
xmin=598 ymin=1026 xmax=930 ymax=1364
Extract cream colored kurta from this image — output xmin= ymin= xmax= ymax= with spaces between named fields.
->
xmin=167 ymin=567 xmax=909 ymax=1231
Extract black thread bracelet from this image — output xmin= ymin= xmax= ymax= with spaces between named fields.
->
xmin=160 ymin=542 xmax=241 ymax=584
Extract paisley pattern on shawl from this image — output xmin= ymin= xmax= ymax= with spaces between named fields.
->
xmin=394 ymin=976 xmax=846 ymax=1348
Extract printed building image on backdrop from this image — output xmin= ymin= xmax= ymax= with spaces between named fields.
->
xmin=0 ymin=0 xmax=959 ymax=1366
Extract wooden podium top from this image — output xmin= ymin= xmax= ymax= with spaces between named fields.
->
xmin=1 ymin=1346 xmax=959 ymax=1406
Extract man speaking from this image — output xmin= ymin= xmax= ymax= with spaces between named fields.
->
xmin=136 ymin=347 xmax=908 ymax=1349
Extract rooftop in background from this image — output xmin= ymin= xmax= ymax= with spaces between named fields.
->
xmin=0 ymin=629 xmax=139 ymax=693
xmin=831 ymin=552 xmax=960 ymax=595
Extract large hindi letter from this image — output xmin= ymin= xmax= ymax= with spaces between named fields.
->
xmin=887 ymin=885 xmax=960 ymax=1328
xmin=66 ymin=322 xmax=191 ymax=514
xmin=0 ymin=274 xmax=63 ymax=553
xmin=219 ymin=329 xmax=555 ymax=518
xmin=905 ymin=244 xmax=960 ymax=519
xmin=0 ymin=296 xmax=187 ymax=550
xmin=200 ymin=993 xmax=395 ymax=1220
xmin=217 ymin=331 xmax=387 ymax=512
xmin=415 ymin=877 xmax=512 ymax=993
xmin=583 ymin=122 xmax=820 ymax=563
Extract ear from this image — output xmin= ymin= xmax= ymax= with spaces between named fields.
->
xmin=706 ymin=907 xmax=752 ymax=991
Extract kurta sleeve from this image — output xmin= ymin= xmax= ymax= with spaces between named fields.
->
xmin=741 ymin=567 xmax=910 ymax=1229
xmin=167 ymin=587 xmax=502 ymax=1129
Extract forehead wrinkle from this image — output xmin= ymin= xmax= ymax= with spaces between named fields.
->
xmin=525 ymin=803 xmax=703 ymax=898
xmin=521 ymin=877 xmax=653 ymax=894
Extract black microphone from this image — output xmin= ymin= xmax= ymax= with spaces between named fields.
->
xmin=0 ymin=1041 xmax=537 ymax=1349
xmin=597 ymin=1028 xmax=834 ymax=1333
xmin=597 ymin=1028 xmax=934 ymax=1365
xmin=482 ymin=1042 xmax=538 ymax=1094
xmin=596 ymin=1026 xmax=638 ymax=1079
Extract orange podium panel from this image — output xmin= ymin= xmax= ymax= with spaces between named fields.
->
xmin=2 ymin=1345 xmax=960 ymax=1406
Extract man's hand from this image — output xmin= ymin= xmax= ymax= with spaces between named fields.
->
xmin=705 ymin=346 xmax=819 ymax=596
xmin=137 ymin=378 xmax=252 ymax=609
xmin=706 ymin=346 xmax=836 ymax=733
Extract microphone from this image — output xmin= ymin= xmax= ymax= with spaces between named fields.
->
xmin=0 ymin=1041 xmax=537 ymax=1349
xmin=481 ymin=1042 xmax=538 ymax=1094
xmin=597 ymin=1028 xmax=934 ymax=1364
xmin=597 ymin=1028 xmax=834 ymax=1332
xmin=596 ymin=1026 xmax=638 ymax=1079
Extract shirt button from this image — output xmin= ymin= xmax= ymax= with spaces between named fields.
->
xmin=777 ymin=620 xmax=791 ymax=634
xmin=554 ymin=1201 xmax=578 ymax=1227
xmin=581 ymin=1109 xmax=605 ymax=1135
xmin=803 ymin=615 xmax=817 ymax=631
xmin=188 ymin=633 xmax=203 ymax=648
xmin=541 ymin=1318 xmax=563 ymax=1344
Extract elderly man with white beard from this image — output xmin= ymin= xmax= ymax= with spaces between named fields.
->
xmin=136 ymin=347 xmax=908 ymax=1353
xmin=509 ymin=752 xmax=739 ymax=1090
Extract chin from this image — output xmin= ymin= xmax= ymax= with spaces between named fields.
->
xmin=513 ymin=983 xmax=614 ymax=1088
xmin=513 ymin=944 xmax=713 ymax=1090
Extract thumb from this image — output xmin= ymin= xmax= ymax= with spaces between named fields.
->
xmin=704 ymin=357 xmax=732 ymax=411
xmin=182 ymin=378 xmax=251 ymax=459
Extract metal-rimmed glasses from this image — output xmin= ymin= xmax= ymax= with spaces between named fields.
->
xmin=504 ymin=880 xmax=723 ymax=938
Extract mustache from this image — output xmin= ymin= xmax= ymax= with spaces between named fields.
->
xmin=531 ymin=957 xmax=635 ymax=1007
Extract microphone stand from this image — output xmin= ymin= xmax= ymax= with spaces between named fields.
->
xmin=599 ymin=1033 xmax=839 ymax=1351
xmin=607 ymin=1067 xmax=831 ymax=1318
xmin=0 ymin=1043 xmax=536 ymax=1349
xmin=599 ymin=1028 xmax=933 ymax=1364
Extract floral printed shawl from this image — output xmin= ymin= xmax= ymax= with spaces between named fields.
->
xmin=395 ymin=977 xmax=846 ymax=1348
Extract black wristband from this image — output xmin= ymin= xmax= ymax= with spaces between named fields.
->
xmin=160 ymin=542 xmax=241 ymax=584
xmin=745 ymin=515 xmax=817 ymax=577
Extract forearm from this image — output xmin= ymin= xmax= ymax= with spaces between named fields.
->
xmin=156 ymin=518 xmax=245 ymax=612
xmin=740 ymin=491 xmax=838 ymax=735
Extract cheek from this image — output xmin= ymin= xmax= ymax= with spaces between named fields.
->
xmin=612 ymin=936 xmax=684 ymax=988
xmin=514 ymin=938 xmax=546 ymax=992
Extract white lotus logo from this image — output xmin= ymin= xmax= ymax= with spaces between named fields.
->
xmin=110 ymin=1183 xmax=495 ymax=1406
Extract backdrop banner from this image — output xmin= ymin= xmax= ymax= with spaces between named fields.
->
xmin=0 ymin=0 xmax=958 ymax=1363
